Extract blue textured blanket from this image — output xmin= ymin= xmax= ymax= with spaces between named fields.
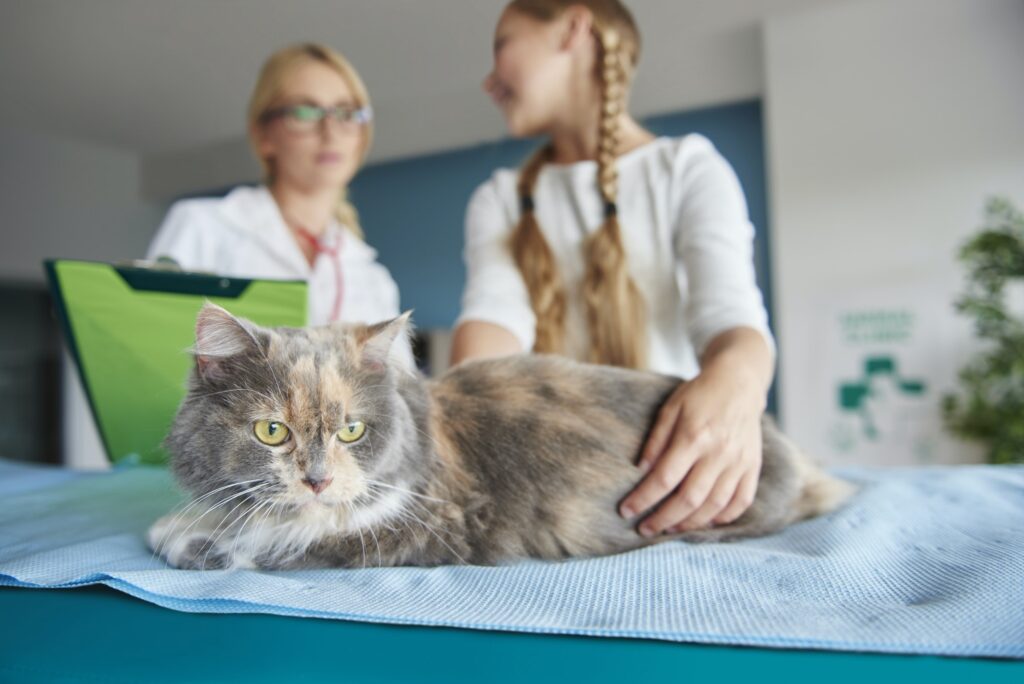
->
xmin=0 ymin=460 xmax=1021 ymax=658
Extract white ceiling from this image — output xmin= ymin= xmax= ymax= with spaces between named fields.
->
xmin=0 ymin=0 xmax=841 ymax=160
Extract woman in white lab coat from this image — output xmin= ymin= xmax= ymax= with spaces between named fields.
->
xmin=147 ymin=43 xmax=402 ymax=329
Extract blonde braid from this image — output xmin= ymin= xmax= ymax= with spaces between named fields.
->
xmin=504 ymin=0 xmax=646 ymax=366
xmin=509 ymin=144 xmax=566 ymax=353
xmin=581 ymin=28 xmax=648 ymax=368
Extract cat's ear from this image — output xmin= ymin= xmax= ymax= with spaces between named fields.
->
xmin=193 ymin=302 xmax=262 ymax=379
xmin=358 ymin=311 xmax=413 ymax=372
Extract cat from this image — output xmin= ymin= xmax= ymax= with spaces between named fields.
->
xmin=148 ymin=303 xmax=853 ymax=570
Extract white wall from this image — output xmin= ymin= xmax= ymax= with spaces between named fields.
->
xmin=0 ymin=126 xmax=164 ymax=282
xmin=0 ymin=126 xmax=164 ymax=469
xmin=764 ymin=0 xmax=1024 ymax=465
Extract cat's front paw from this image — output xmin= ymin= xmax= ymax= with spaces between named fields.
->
xmin=147 ymin=512 xmax=250 ymax=570
xmin=152 ymin=529 xmax=240 ymax=570
xmin=173 ymin=536 xmax=233 ymax=570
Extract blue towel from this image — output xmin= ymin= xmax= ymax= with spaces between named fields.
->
xmin=0 ymin=459 xmax=1021 ymax=658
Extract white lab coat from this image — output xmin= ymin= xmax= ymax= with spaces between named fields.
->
xmin=147 ymin=185 xmax=403 ymax=328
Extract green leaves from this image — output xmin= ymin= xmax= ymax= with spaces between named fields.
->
xmin=944 ymin=197 xmax=1024 ymax=463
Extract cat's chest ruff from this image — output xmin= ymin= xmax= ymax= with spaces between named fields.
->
xmin=285 ymin=487 xmax=409 ymax=540
xmin=230 ymin=487 xmax=411 ymax=567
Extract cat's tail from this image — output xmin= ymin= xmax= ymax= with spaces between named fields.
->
xmin=790 ymin=455 xmax=857 ymax=521
xmin=774 ymin=423 xmax=857 ymax=523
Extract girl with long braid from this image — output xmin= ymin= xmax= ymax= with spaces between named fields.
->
xmin=451 ymin=0 xmax=776 ymax=538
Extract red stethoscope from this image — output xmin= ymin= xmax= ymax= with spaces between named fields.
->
xmin=293 ymin=225 xmax=344 ymax=323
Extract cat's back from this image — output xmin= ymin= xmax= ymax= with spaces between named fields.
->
xmin=432 ymin=354 xmax=678 ymax=425
xmin=425 ymin=355 xmax=679 ymax=560
xmin=428 ymin=354 xmax=678 ymax=489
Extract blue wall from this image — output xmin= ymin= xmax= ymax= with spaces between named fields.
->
xmin=351 ymin=99 xmax=772 ymax=333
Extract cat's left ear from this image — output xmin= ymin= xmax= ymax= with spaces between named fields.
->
xmin=359 ymin=311 xmax=413 ymax=372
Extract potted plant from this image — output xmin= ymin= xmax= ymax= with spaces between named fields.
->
xmin=943 ymin=197 xmax=1024 ymax=464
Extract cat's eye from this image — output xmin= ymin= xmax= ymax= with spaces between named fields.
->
xmin=253 ymin=420 xmax=290 ymax=446
xmin=337 ymin=421 xmax=366 ymax=443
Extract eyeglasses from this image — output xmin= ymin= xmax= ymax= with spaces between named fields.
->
xmin=261 ymin=103 xmax=373 ymax=133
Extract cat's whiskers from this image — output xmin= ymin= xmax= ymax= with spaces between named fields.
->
xmin=246 ymin=498 xmax=284 ymax=565
xmin=153 ymin=478 xmax=261 ymax=555
xmin=408 ymin=510 xmax=468 ymax=565
xmin=350 ymin=481 xmax=389 ymax=570
xmin=384 ymin=496 xmax=467 ymax=565
xmin=365 ymin=521 xmax=384 ymax=568
xmin=341 ymin=483 xmax=415 ymax=568
xmin=151 ymin=478 xmax=265 ymax=560
xmin=201 ymin=495 xmax=267 ymax=569
xmin=360 ymin=482 xmax=448 ymax=561
xmin=342 ymin=500 xmax=368 ymax=568
xmin=359 ymin=423 xmax=447 ymax=510
xmin=247 ymin=492 xmax=375 ymax=567
xmin=364 ymin=478 xmax=452 ymax=507
xmin=166 ymin=483 xmax=270 ymax=561
xmin=248 ymin=500 xmax=294 ymax=565
xmin=361 ymin=480 xmax=430 ymax=530
xmin=227 ymin=497 xmax=273 ymax=565
xmin=323 ymin=428 xmax=411 ymax=532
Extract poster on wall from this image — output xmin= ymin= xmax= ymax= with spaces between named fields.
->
xmin=811 ymin=284 xmax=980 ymax=467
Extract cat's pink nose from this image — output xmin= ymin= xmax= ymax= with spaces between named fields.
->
xmin=302 ymin=476 xmax=333 ymax=495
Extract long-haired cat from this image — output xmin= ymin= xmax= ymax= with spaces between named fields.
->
xmin=148 ymin=303 xmax=852 ymax=570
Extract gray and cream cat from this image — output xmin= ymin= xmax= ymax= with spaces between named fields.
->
xmin=148 ymin=303 xmax=853 ymax=570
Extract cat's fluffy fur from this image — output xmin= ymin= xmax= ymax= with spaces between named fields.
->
xmin=148 ymin=304 xmax=853 ymax=570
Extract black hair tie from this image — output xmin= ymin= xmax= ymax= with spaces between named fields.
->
xmin=604 ymin=201 xmax=618 ymax=218
xmin=520 ymin=195 xmax=535 ymax=214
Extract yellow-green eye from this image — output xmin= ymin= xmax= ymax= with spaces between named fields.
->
xmin=253 ymin=420 xmax=290 ymax=446
xmin=337 ymin=421 xmax=366 ymax=443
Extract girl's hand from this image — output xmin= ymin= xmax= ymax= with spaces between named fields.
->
xmin=618 ymin=329 xmax=772 ymax=536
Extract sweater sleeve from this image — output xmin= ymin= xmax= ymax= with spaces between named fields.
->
xmin=672 ymin=138 xmax=776 ymax=360
xmin=455 ymin=178 xmax=536 ymax=351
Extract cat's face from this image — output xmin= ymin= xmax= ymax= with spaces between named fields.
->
xmin=167 ymin=303 xmax=411 ymax=517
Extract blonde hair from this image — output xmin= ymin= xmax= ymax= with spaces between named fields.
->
xmin=507 ymin=0 xmax=647 ymax=368
xmin=247 ymin=43 xmax=372 ymax=239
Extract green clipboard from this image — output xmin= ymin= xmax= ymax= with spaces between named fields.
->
xmin=45 ymin=259 xmax=308 ymax=466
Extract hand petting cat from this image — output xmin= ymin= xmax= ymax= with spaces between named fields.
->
xmin=619 ymin=327 xmax=774 ymax=537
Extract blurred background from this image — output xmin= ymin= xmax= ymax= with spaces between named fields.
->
xmin=1 ymin=0 xmax=1021 ymax=470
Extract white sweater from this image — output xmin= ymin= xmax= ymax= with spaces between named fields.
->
xmin=457 ymin=134 xmax=774 ymax=379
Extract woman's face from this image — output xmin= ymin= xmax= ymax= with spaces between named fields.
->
xmin=255 ymin=60 xmax=366 ymax=193
xmin=484 ymin=7 xmax=577 ymax=137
